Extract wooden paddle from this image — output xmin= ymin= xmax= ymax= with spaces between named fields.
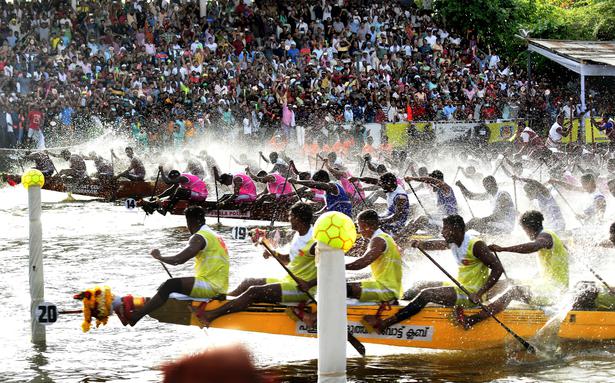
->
xmin=257 ymin=237 xmax=367 ymax=356
xmin=212 ymin=166 xmax=221 ymax=225
xmin=407 ymin=183 xmax=429 ymax=217
xmin=269 ymin=168 xmax=292 ymax=229
xmin=416 ymin=247 xmax=536 ymax=353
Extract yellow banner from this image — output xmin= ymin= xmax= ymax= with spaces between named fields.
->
xmin=385 ymin=122 xmax=432 ymax=148
xmin=560 ymin=118 xmax=579 ymax=143
xmin=486 ymin=121 xmax=518 ymax=143
xmin=584 ymin=118 xmax=610 ymax=144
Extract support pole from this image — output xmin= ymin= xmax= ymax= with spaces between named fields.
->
xmin=317 ymin=242 xmax=347 ymax=383
xmin=199 ymin=0 xmax=207 ymax=18
xmin=71 ymin=0 xmax=77 ymax=11
xmin=580 ymin=72 xmax=586 ymax=140
xmin=24 ymin=170 xmax=46 ymax=345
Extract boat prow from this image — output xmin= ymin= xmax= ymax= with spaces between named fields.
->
xmin=144 ymin=295 xmax=615 ymax=351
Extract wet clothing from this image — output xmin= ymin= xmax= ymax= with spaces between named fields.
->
xmin=380 ymin=185 xmax=410 ymax=236
xmin=534 ymin=192 xmax=565 ymax=232
xmin=436 ymin=186 xmax=458 ymax=217
xmin=267 ymin=172 xmax=293 ymax=197
xmin=234 ymin=172 xmax=257 ymax=202
xmin=359 ymin=229 xmax=402 ymax=302
xmin=69 ymin=154 xmax=87 ymax=178
xmin=325 ymin=183 xmax=353 ymax=217
xmin=30 ymin=152 xmax=55 ymax=177
xmin=190 ymin=225 xmax=230 ymax=298
xmin=266 ymin=227 xmax=317 ymax=302
xmin=179 ymin=173 xmax=208 ymax=201
xmin=450 ymin=233 xmax=489 ymax=307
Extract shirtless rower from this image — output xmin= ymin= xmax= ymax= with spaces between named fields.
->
xmin=514 ymin=175 xmax=565 ymax=232
xmin=456 ymin=176 xmax=516 ymax=234
xmin=259 ymin=151 xmax=288 ymax=175
xmin=232 ymin=154 xmax=260 ymax=174
xmin=216 ymin=169 xmax=258 ymax=206
xmin=146 ymin=169 xmax=208 ymax=215
xmin=192 ymin=202 xmax=317 ymax=327
xmin=83 ymin=152 xmax=114 ymax=179
xmin=549 ymin=173 xmax=606 ymax=224
xmin=402 ymin=170 xmax=458 ymax=237
xmin=183 ymin=150 xmax=206 ymax=180
xmin=48 ymin=149 xmax=87 ymax=179
xmin=24 ymin=151 xmax=56 ymax=177
xmin=120 ymin=206 xmax=229 ymax=326
xmin=547 ymin=114 xmax=569 ymax=148
xmin=350 ymin=173 xmax=410 ymax=236
xmin=290 ymin=169 xmax=353 ymax=217
xmin=112 ymin=147 xmax=146 ymax=181
xmin=362 ymin=214 xmax=503 ymax=333
xmin=456 ymin=210 xmax=569 ymax=328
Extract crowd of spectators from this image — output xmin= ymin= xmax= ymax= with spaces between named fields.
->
xmin=0 ymin=0 xmax=607 ymax=151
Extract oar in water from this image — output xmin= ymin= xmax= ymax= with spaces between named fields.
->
xmin=212 ymin=166 xmax=221 ymax=226
xmin=550 ymin=184 xmax=580 ymax=217
xmin=407 ymin=183 xmax=429 ymax=217
xmin=459 ymin=191 xmax=475 ymax=219
xmin=452 ymin=167 xmax=461 ymax=183
xmin=416 ymin=247 xmax=536 ymax=353
xmin=258 ymin=237 xmax=366 ymax=356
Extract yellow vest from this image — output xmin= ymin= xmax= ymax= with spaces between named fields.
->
xmin=453 ymin=234 xmax=489 ymax=294
xmin=284 ymin=230 xmax=317 ymax=284
xmin=195 ymin=226 xmax=230 ymax=294
xmin=537 ymin=230 xmax=569 ymax=290
xmin=371 ymin=230 xmax=403 ymax=299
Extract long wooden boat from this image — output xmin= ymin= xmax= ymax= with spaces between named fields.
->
xmin=142 ymin=296 xmax=615 ymax=351
xmin=142 ymin=199 xmax=324 ymax=222
xmin=1 ymin=173 xmax=166 ymax=200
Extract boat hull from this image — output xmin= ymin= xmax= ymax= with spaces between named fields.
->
xmin=1 ymin=173 xmax=165 ymax=200
xmin=148 ymin=299 xmax=615 ymax=350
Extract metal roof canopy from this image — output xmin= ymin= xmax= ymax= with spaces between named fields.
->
xmin=528 ymin=39 xmax=615 ymax=76
xmin=527 ymin=39 xmax=615 ymax=111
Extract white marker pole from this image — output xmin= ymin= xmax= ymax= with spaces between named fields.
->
xmin=25 ymin=171 xmax=46 ymax=345
xmin=317 ymin=242 xmax=347 ymax=383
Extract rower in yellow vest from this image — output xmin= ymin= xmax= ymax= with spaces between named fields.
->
xmin=193 ymin=202 xmax=317 ymax=327
xmin=346 ymin=209 xmax=403 ymax=302
xmin=122 ymin=205 xmax=229 ymax=326
xmin=362 ymin=214 xmax=504 ymax=333
xmin=456 ymin=210 xmax=569 ymax=329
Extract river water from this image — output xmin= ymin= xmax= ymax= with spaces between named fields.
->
xmin=1 ymin=185 xmax=615 ymax=383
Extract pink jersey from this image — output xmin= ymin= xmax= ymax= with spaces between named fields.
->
xmin=234 ymin=173 xmax=257 ymax=201
xmin=180 ymin=173 xmax=208 ymax=199
xmin=340 ymin=172 xmax=365 ymax=202
xmin=267 ymin=172 xmax=293 ymax=197
xmin=312 ymin=188 xmax=325 ymax=202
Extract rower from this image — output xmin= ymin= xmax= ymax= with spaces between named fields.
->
xmin=83 ymin=152 xmax=114 ymax=179
xmin=148 ymin=169 xmax=208 ymax=215
xmin=120 ymin=206 xmax=229 ymax=326
xmin=232 ymin=154 xmax=260 ymax=174
xmin=350 ymin=173 xmax=409 ymax=236
xmin=216 ymin=170 xmax=258 ymax=206
xmin=514 ymin=175 xmax=565 ymax=232
xmin=456 ymin=210 xmax=568 ymax=328
xmin=259 ymin=151 xmax=288 ymax=175
xmin=112 ymin=147 xmax=146 ymax=181
xmin=292 ymin=209 xmax=403 ymax=327
xmin=456 ymin=176 xmax=516 ymax=234
xmin=48 ymin=149 xmax=87 ymax=179
xmin=183 ymin=150 xmax=206 ymax=180
xmin=514 ymin=122 xmax=544 ymax=156
xmin=249 ymin=170 xmax=294 ymax=206
xmin=549 ymin=173 xmax=606 ymax=224
xmin=362 ymin=214 xmax=503 ymax=333
xmin=191 ymin=202 xmax=317 ymax=327
xmin=290 ymin=169 xmax=353 ymax=217
xmin=457 ymin=166 xmax=484 ymax=185
xmin=197 ymin=150 xmax=220 ymax=179
xmin=403 ymin=170 xmax=458 ymax=237
xmin=547 ymin=114 xmax=569 ymax=148
xmin=323 ymin=155 xmax=366 ymax=206
xmin=24 ymin=151 xmax=55 ymax=177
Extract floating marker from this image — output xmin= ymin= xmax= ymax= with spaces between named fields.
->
xmin=125 ymin=198 xmax=136 ymax=210
xmin=35 ymin=302 xmax=58 ymax=326
xmin=231 ymin=226 xmax=248 ymax=240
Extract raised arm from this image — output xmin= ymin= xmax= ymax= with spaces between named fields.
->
xmin=151 ymin=234 xmax=205 ymax=266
